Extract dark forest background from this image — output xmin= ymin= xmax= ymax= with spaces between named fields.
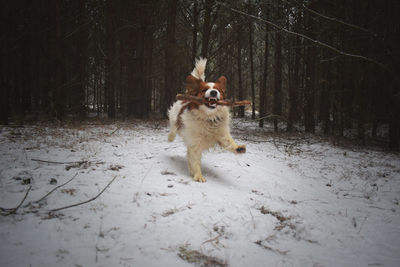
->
xmin=1 ymin=0 xmax=399 ymax=150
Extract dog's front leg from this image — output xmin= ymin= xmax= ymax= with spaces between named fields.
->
xmin=218 ymin=133 xmax=246 ymax=154
xmin=187 ymin=146 xmax=206 ymax=182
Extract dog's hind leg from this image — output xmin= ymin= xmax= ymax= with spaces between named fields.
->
xmin=168 ymin=102 xmax=187 ymax=142
xmin=187 ymin=146 xmax=206 ymax=182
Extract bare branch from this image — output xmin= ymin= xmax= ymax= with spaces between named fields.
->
xmin=49 ymin=175 xmax=118 ymax=213
xmin=293 ymin=0 xmax=378 ymax=37
xmin=0 ymin=186 xmax=32 ymax=215
xmin=202 ymin=233 xmax=223 ymax=245
xmin=13 ymin=186 xmax=32 ymax=213
xmin=215 ymin=1 xmax=386 ymax=70
xmin=254 ymin=114 xmax=288 ymax=122
xmin=26 ymin=172 xmax=79 ymax=206
xmin=31 ymin=158 xmax=84 ymax=164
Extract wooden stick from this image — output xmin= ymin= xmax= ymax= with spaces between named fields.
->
xmin=31 ymin=158 xmax=87 ymax=165
xmin=49 ymin=175 xmax=118 ymax=213
xmin=0 ymin=186 xmax=32 ymax=215
xmin=176 ymin=94 xmax=251 ymax=107
xmin=26 ymin=172 xmax=79 ymax=207
xmin=13 ymin=186 xmax=32 ymax=213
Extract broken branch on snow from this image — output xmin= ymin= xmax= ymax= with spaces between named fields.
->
xmin=0 ymin=186 xmax=32 ymax=216
xmin=49 ymin=175 xmax=118 ymax=213
xmin=25 ymin=172 xmax=79 ymax=207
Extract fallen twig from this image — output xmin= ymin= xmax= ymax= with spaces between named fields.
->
xmin=0 ymin=186 xmax=32 ymax=215
xmin=32 ymin=158 xmax=85 ymax=164
xmin=254 ymin=114 xmax=289 ymax=122
xmin=13 ymin=186 xmax=32 ymax=214
xmin=24 ymin=172 xmax=79 ymax=207
xmin=202 ymin=233 xmax=223 ymax=245
xmin=249 ymin=207 xmax=256 ymax=229
xmin=358 ymin=214 xmax=369 ymax=234
xmin=49 ymin=175 xmax=118 ymax=213
xmin=254 ymin=240 xmax=289 ymax=255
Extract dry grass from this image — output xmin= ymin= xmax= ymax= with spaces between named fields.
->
xmin=178 ymin=246 xmax=227 ymax=267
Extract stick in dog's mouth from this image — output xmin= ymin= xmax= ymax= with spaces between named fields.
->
xmin=205 ymin=97 xmax=218 ymax=109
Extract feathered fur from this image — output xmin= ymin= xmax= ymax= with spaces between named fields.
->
xmin=190 ymin=57 xmax=207 ymax=81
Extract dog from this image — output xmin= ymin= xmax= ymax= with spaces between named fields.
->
xmin=168 ymin=58 xmax=246 ymax=182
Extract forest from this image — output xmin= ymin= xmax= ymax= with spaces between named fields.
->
xmin=1 ymin=1 xmax=400 ymax=266
xmin=1 ymin=0 xmax=399 ymax=150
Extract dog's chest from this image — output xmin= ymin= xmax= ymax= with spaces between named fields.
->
xmin=181 ymin=107 xmax=230 ymax=134
xmin=205 ymin=115 xmax=224 ymax=129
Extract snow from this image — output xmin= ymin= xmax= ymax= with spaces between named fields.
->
xmin=0 ymin=120 xmax=399 ymax=267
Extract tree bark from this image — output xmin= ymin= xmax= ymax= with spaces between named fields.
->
xmin=248 ymin=3 xmax=256 ymax=120
xmin=0 ymin=1 xmax=9 ymax=124
xmin=259 ymin=7 xmax=269 ymax=128
xmin=191 ymin=2 xmax=199 ymax=63
xmin=74 ymin=1 xmax=87 ymax=120
xmin=287 ymin=35 xmax=300 ymax=132
xmin=105 ymin=0 xmax=115 ymax=118
xmin=48 ymin=0 xmax=65 ymax=120
xmin=162 ymin=0 xmax=178 ymax=116
xmin=236 ymin=25 xmax=244 ymax=117
xmin=201 ymin=0 xmax=213 ymax=58
xmin=22 ymin=1 xmax=32 ymax=115
xmin=303 ymin=4 xmax=316 ymax=133
xmin=273 ymin=28 xmax=282 ymax=132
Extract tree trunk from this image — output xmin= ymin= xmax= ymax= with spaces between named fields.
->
xmin=201 ymin=0 xmax=213 ymax=58
xmin=48 ymin=0 xmax=65 ymax=120
xmin=0 ymin=1 xmax=10 ymax=124
xmin=320 ymin=60 xmax=332 ymax=135
xmin=259 ymin=7 xmax=269 ymax=128
xmin=248 ymin=3 xmax=255 ymax=119
xmin=105 ymin=0 xmax=115 ymax=118
xmin=22 ymin=1 xmax=32 ymax=116
xmin=304 ymin=45 xmax=316 ymax=133
xmin=287 ymin=35 xmax=300 ymax=132
xmin=144 ymin=13 xmax=154 ymax=116
xmin=236 ymin=26 xmax=244 ymax=117
xmin=191 ymin=2 xmax=199 ymax=63
xmin=273 ymin=31 xmax=282 ymax=132
xmin=303 ymin=5 xmax=316 ymax=134
xmin=74 ymin=1 xmax=87 ymax=120
xmin=162 ymin=0 xmax=178 ymax=116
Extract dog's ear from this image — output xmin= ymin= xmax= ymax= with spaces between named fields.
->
xmin=184 ymin=75 xmax=201 ymax=95
xmin=215 ymin=76 xmax=227 ymax=96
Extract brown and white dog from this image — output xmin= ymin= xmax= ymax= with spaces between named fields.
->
xmin=168 ymin=58 xmax=246 ymax=182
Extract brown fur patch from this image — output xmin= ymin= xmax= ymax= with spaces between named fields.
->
xmin=214 ymin=76 xmax=227 ymax=99
xmin=177 ymin=102 xmax=189 ymax=130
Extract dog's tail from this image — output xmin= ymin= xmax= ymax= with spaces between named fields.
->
xmin=190 ymin=57 xmax=207 ymax=81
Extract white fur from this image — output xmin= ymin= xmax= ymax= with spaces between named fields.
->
xmin=168 ymin=100 xmax=246 ymax=182
xmin=205 ymin=83 xmax=220 ymax=100
xmin=190 ymin=57 xmax=207 ymax=81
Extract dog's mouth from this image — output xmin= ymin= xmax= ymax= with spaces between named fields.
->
xmin=205 ymin=97 xmax=218 ymax=109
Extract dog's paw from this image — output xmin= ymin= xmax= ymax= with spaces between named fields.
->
xmin=236 ymin=145 xmax=246 ymax=154
xmin=193 ymin=174 xmax=207 ymax=183
xmin=168 ymin=132 xmax=176 ymax=142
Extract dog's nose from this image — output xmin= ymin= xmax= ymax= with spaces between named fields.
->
xmin=210 ymin=90 xmax=218 ymax=97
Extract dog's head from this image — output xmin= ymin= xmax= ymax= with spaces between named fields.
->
xmin=184 ymin=75 xmax=227 ymax=110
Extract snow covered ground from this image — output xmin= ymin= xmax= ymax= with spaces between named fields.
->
xmin=0 ymin=119 xmax=399 ymax=267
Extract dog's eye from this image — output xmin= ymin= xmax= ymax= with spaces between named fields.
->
xmin=202 ymin=89 xmax=208 ymax=92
